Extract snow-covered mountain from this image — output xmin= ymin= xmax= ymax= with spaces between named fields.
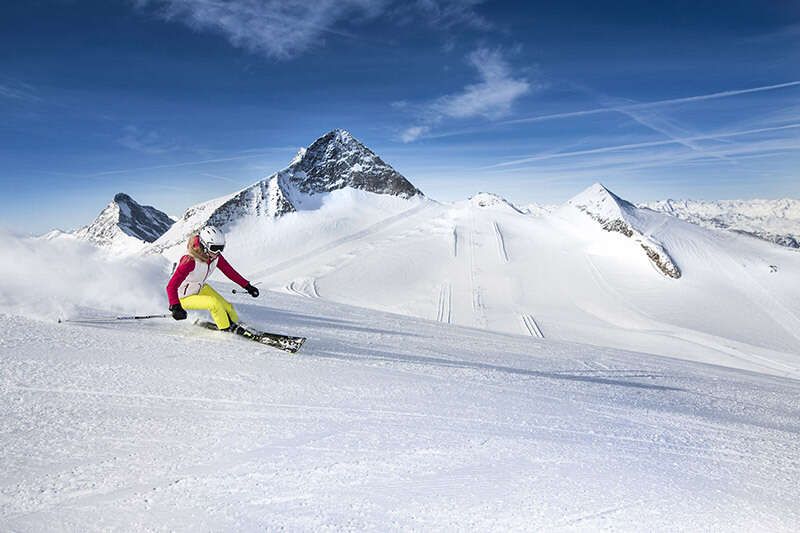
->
xmin=208 ymin=180 xmax=800 ymax=377
xmin=72 ymin=193 xmax=174 ymax=251
xmin=151 ymin=129 xmax=421 ymax=252
xmin=469 ymin=192 xmax=523 ymax=213
xmin=640 ymin=198 xmax=800 ymax=248
xmin=561 ymin=183 xmax=681 ymax=278
xmin=43 ymin=159 xmax=800 ymax=377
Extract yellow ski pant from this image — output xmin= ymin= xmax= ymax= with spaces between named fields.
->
xmin=180 ymin=284 xmax=239 ymax=329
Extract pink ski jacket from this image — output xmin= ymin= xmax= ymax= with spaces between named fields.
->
xmin=166 ymin=235 xmax=250 ymax=306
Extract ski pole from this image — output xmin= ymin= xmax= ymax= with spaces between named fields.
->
xmin=58 ymin=314 xmax=171 ymax=324
xmin=232 ymin=282 xmax=261 ymax=294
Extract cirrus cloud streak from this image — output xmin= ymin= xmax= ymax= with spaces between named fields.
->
xmin=400 ymin=47 xmax=534 ymax=142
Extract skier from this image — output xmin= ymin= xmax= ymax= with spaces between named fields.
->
xmin=166 ymin=226 xmax=259 ymax=331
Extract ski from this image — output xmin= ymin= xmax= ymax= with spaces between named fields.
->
xmin=59 ymin=314 xmax=171 ymax=324
xmin=195 ymin=321 xmax=306 ymax=353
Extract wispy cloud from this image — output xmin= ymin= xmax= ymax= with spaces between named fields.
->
xmin=396 ymin=80 xmax=800 ymax=146
xmin=400 ymin=47 xmax=533 ymax=142
xmin=117 ymin=125 xmax=178 ymax=154
xmin=133 ymin=0 xmax=489 ymax=60
xmin=482 ymin=135 xmax=800 ymax=194
xmin=84 ymin=148 xmax=291 ymax=178
xmin=0 ymin=79 xmax=41 ymax=103
xmin=488 ymin=123 xmax=800 ymax=168
xmin=491 ymin=136 xmax=800 ymax=176
xmin=390 ymin=0 xmax=491 ymax=30
xmin=600 ymin=97 xmax=737 ymax=163
xmin=200 ymin=172 xmax=243 ymax=184
xmin=401 ymin=126 xmax=430 ymax=143
xmin=501 ymin=80 xmax=800 ymax=127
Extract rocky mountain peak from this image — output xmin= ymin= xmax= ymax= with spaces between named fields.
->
xmin=199 ymin=129 xmax=423 ymax=230
xmin=565 ymin=183 xmax=681 ymax=279
xmin=114 ymin=192 xmax=135 ymax=204
xmin=567 ymin=182 xmax=635 ymax=220
xmin=75 ymin=192 xmax=174 ymax=246
xmin=149 ymin=130 xmax=424 ymax=252
xmin=285 ymin=129 xmax=423 ymax=199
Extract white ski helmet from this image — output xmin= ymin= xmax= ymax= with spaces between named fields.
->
xmin=198 ymin=226 xmax=226 ymax=254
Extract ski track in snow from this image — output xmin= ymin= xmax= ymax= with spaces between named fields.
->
xmin=285 ymin=277 xmax=320 ymax=299
xmin=1 ymin=294 xmax=800 ymax=530
xmin=467 ymin=209 xmax=488 ymax=329
xmin=520 ymin=313 xmax=544 ymax=338
xmin=492 ymin=221 xmax=509 ymax=264
xmin=435 ymin=282 xmax=452 ymax=324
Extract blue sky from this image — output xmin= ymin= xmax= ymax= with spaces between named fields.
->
xmin=2 ymin=0 xmax=799 ymax=233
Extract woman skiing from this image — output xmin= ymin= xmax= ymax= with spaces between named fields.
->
xmin=166 ymin=226 xmax=259 ymax=331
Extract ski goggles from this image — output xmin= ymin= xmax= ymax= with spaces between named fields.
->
xmin=200 ymin=241 xmax=225 ymax=254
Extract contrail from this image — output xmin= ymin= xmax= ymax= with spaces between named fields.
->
xmin=500 ymin=81 xmax=800 ymax=126
xmin=612 ymin=106 xmax=735 ymax=163
xmin=489 ymin=123 xmax=800 ymax=167
xmin=84 ymin=150 xmax=287 ymax=178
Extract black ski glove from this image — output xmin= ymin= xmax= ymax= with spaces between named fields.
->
xmin=169 ymin=303 xmax=187 ymax=320
xmin=245 ymin=284 xmax=259 ymax=298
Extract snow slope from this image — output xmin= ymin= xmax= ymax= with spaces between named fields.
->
xmin=2 ymin=202 xmax=800 ymax=529
xmin=210 ymin=185 xmax=800 ymax=379
xmin=565 ymin=183 xmax=680 ymax=278
xmin=1 ymin=291 xmax=799 ymax=530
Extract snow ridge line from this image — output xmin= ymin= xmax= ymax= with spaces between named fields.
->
xmin=435 ymin=282 xmax=452 ymax=323
xmin=520 ymin=313 xmax=544 ymax=338
xmin=492 ymin=221 xmax=509 ymax=263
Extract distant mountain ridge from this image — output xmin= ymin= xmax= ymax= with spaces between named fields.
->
xmin=640 ymin=198 xmax=800 ymax=248
xmin=61 ymin=130 xmax=800 ymax=260
xmin=73 ymin=193 xmax=174 ymax=250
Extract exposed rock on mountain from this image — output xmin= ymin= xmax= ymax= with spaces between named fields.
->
xmin=567 ymin=183 xmax=681 ymax=279
xmin=151 ymin=129 xmax=422 ymax=252
xmin=210 ymin=129 xmax=422 ymax=222
xmin=73 ymin=193 xmax=174 ymax=249
xmin=288 ymin=129 xmax=422 ymax=198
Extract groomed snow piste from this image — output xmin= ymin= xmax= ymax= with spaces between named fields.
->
xmin=2 ymin=290 xmax=800 ymax=531
xmin=5 ymin=125 xmax=800 ymax=529
xmin=2 ymin=188 xmax=800 ymax=529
